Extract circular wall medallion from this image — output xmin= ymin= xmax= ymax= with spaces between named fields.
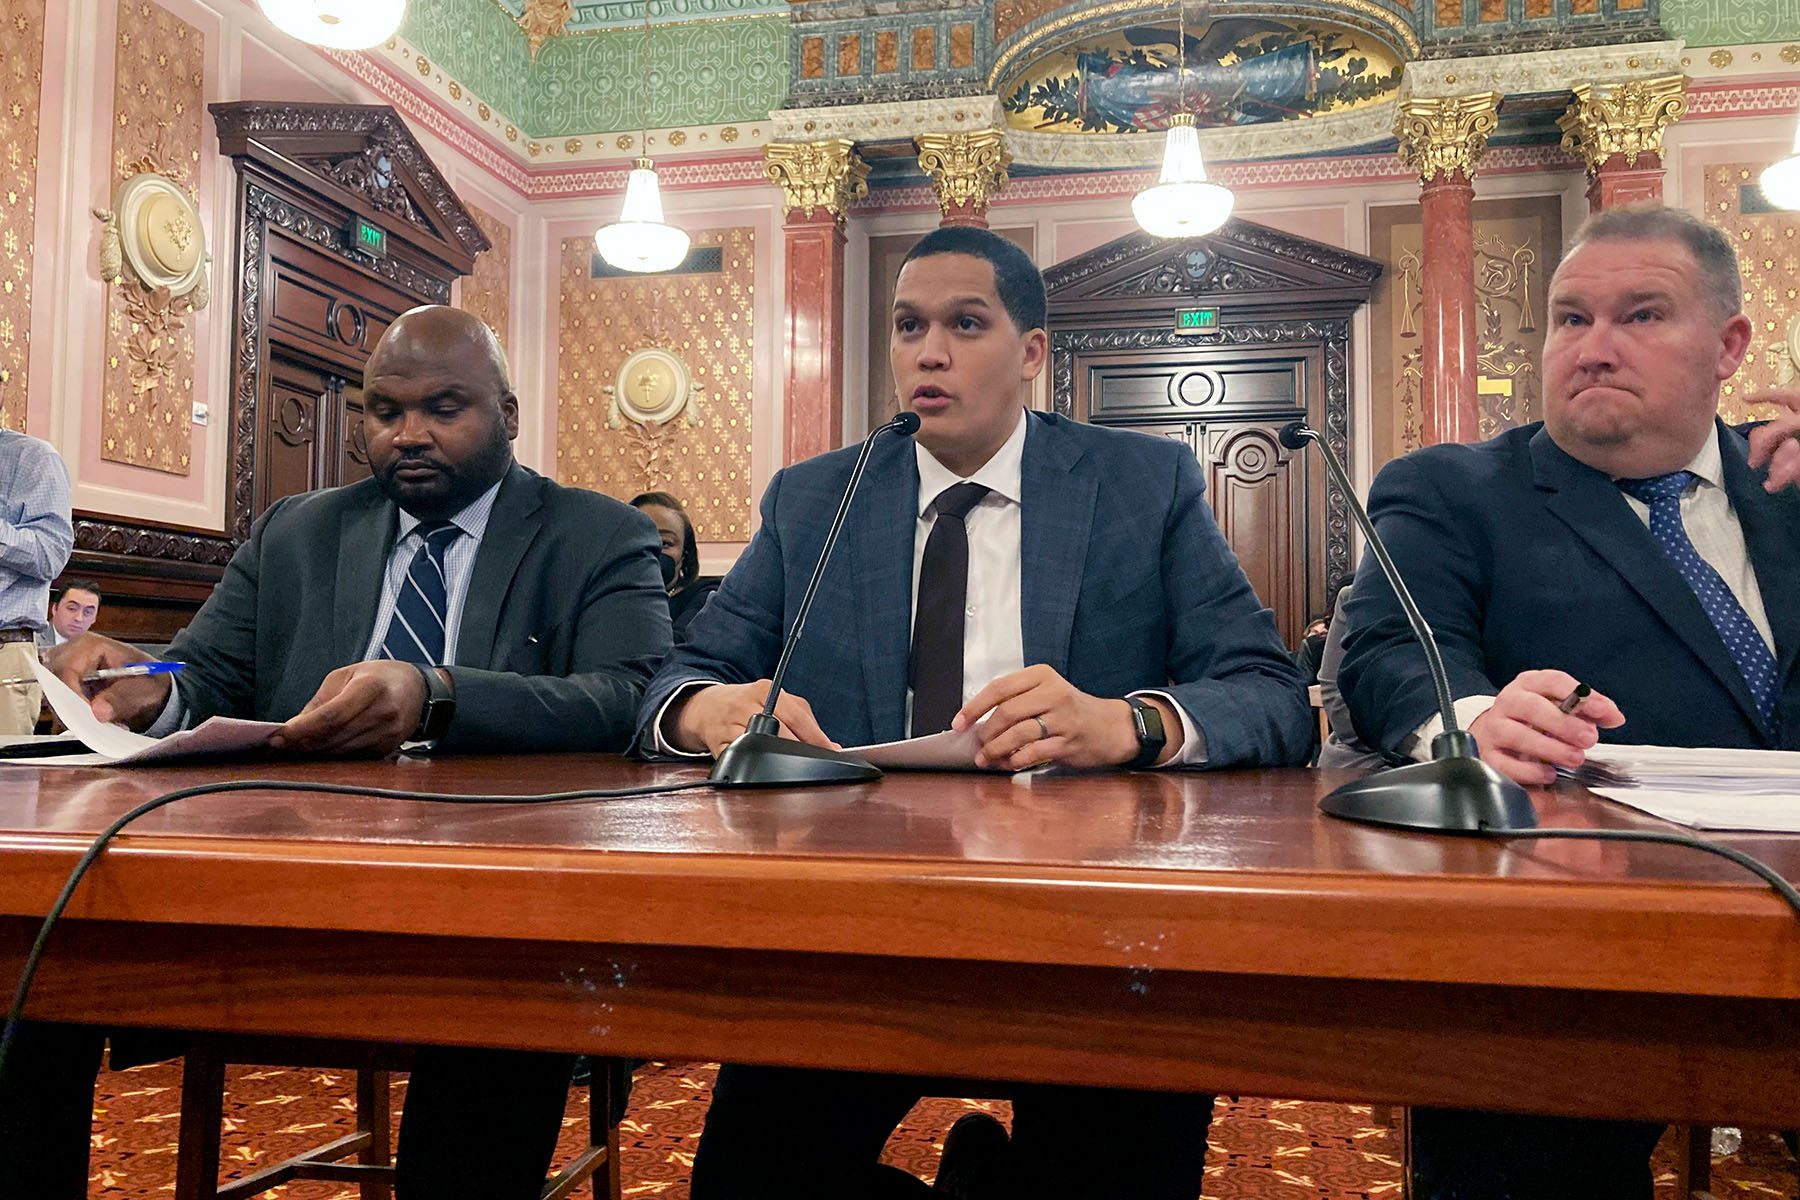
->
xmin=115 ymin=172 xmax=207 ymax=297
xmin=614 ymin=348 xmax=694 ymax=426
xmin=1788 ymin=313 xmax=1800 ymax=375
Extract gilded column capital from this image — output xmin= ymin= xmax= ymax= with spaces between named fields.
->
xmin=1556 ymin=74 xmax=1689 ymax=172
xmin=914 ymin=130 xmax=1012 ymax=217
xmin=762 ymin=139 xmax=871 ymax=222
xmin=1395 ymin=93 xmax=1500 ymax=185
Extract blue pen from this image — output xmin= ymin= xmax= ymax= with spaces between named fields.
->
xmin=82 ymin=662 xmax=186 ymax=684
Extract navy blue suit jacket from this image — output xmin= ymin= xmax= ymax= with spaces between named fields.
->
xmin=636 ymin=411 xmax=1310 ymax=765
xmin=1339 ymin=420 xmax=1800 ymax=754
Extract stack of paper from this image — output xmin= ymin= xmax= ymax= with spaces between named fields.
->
xmin=1569 ymin=744 xmax=1800 ymax=832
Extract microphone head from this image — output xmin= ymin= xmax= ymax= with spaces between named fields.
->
xmin=1278 ymin=420 xmax=1313 ymax=451
xmin=891 ymin=411 xmax=921 ymax=437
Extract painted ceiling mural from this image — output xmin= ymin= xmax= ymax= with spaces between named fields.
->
xmin=1001 ymin=18 xmax=1405 ymax=135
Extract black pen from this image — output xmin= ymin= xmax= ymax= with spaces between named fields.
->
xmin=1557 ymin=683 xmax=1591 ymax=714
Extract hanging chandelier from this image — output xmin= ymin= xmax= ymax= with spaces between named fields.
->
xmin=1760 ymin=114 xmax=1800 ymax=210
xmin=1132 ymin=2 xmax=1234 ymax=238
xmin=596 ymin=5 xmax=691 ymax=273
xmin=257 ymin=0 xmax=405 ymax=50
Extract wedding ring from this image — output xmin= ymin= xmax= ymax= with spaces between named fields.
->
xmin=1033 ymin=716 xmax=1050 ymax=741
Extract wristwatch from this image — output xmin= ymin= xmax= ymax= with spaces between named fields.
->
xmin=1124 ymin=696 xmax=1167 ymax=769
xmin=413 ymin=664 xmax=456 ymax=745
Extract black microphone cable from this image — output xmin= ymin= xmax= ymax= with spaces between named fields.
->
xmin=0 ymin=774 xmax=715 ymax=1088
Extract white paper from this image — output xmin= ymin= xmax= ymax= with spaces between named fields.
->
xmin=1592 ymin=787 xmax=1800 ymax=833
xmin=1572 ymin=744 xmax=1800 ymax=833
xmin=845 ymin=725 xmax=1004 ymax=771
xmin=29 ymin=658 xmax=281 ymax=766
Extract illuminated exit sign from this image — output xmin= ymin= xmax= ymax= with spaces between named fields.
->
xmin=350 ymin=218 xmax=387 ymax=258
xmin=1175 ymin=307 xmax=1219 ymax=332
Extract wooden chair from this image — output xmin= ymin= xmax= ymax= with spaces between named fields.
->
xmin=173 ymin=1035 xmax=623 ymax=1200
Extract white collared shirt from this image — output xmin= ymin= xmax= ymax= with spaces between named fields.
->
xmin=1408 ymin=433 xmax=1773 ymax=758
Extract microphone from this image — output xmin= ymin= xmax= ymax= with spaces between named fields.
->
xmin=1279 ymin=420 xmax=1533 ymax=833
xmin=710 ymin=410 xmax=922 ymax=787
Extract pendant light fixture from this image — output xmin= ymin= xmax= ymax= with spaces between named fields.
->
xmin=1131 ymin=1 xmax=1234 ymax=238
xmin=257 ymin=0 xmax=405 ymax=50
xmin=595 ymin=2 xmax=691 ymax=273
xmin=1760 ymin=113 xmax=1800 ymax=210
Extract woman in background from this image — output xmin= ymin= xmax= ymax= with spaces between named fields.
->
xmin=631 ymin=491 xmax=721 ymax=642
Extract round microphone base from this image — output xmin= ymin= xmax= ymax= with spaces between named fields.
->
xmin=709 ymin=731 xmax=882 ymax=789
xmin=1320 ymin=756 xmax=1537 ymax=833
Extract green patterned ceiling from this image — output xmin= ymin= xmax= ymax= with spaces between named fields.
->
xmin=493 ymin=0 xmax=786 ymax=32
xmin=400 ymin=0 xmax=788 ymax=137
xmin=1662 ymin=0 xmax=1800 ymax=45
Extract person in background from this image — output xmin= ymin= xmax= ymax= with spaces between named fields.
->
xmin=39 ymin=579 xmax=101 ymax=649
xmin=1292 ymin=611 xmax=1330 ymax=686
xmin=632 ymin=490 xmax=721 ymax=642
xmin=0 ymin=425 xmax=72 ymax=735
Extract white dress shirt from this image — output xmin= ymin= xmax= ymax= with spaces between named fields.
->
xmin=1408 ymin=433 xmax=1772 ymax=758
xmin=659 ymin=409 xmax=1207 ymax=763
xmin=147 ymin=479 xmax=505 ymax=736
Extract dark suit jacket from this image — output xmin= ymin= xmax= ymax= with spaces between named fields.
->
xmin=636 ymin=411 xmax=1310 ymax=766
xmin=170 ymin=463 xmax=672 ymax=753
xmin=1339 ymin=420 xmax=1800 ymax=754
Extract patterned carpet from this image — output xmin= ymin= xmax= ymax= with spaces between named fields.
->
xmin=85 ymin=1058 xmax=1794 ymax=1198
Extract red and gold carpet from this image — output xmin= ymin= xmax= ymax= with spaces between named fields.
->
xmin=85 ymin=1059 xmax=1793 ymax=1197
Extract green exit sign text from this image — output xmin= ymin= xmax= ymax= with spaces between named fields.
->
xmin=351 ymin=219 xmax=386 ymax=258
xmin=1175 ymin=307 xmax=1219 ymax=331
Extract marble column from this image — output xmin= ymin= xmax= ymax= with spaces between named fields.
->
xmin=1396 ymin=93 xmax=1500 ymax=446
xmin=763 ymin=138 xmax=870 ymax=465
xmin=1557 ymin=75 xmax=1689 ymax=211
xmin=914 ymin=130 xmax=1011 ymax=227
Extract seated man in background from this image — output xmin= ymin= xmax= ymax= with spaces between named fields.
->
xmin=1338 ymin=204 xmax=1800 ymax=1197
xmin=0 ymin=423 xmax=72 ymax=734
xmin=9 ymin=305 xmax=671 ymax=1199
xmin=39 ymin=578 xmax=101 ymax=648
xmin=639 ymin=226 xmax=1311 ymax=1199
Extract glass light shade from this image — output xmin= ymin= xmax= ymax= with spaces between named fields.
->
xmin=1760 ymin=124 xmax=1800 ymax=210
xmin=595 ymin=160 xmax=692 ymax=273
xmin=257 ymin=0 xmax=405 ymax=49
xmin=1132 ymin=114 xmax=1235 ymax=238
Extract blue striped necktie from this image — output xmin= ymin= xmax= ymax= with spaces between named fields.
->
xmin=379 ymin=521 xmax=463 ymax=666
xmin=1616 ymin=470 xmax=1777 ymax=727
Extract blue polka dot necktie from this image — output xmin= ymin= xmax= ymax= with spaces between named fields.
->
xmin=1616 ymin=470 xmax=1777 ymax=728
xmin=379 ymin=521 xmax=463 ymax=666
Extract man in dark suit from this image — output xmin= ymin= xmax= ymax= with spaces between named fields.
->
xmin=1338 ymin=204 xmax=1800 ymax=1197
xmin=639 ymin=226 xmax=1310 ymax=1198
xmin=10 ymin=306 xmax=671 ymax=1198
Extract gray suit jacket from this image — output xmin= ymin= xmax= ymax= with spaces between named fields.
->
xmin=169 ymin=463 xmax=672 ymax=753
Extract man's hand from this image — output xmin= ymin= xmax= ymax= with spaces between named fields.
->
xmin=1466 ymin=669 xmax=1625 ymax=786
xmin=953 ymin=664 xmax=1176 ymax=771
xmin=44 ymin=634 xmax=164 ymax=730
xmin=1745 ymin=388 xmax=1800 ymax=493
xmin=271 ymin=661 xmax=430 ymax=757
xmin=667 ymin=680 xmax=838 ymax=757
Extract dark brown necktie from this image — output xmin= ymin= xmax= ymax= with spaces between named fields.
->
xmin=909 ymin=482 xmax=990 ymax=736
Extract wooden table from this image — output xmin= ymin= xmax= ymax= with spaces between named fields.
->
xmin=0 ymin=757 xmax=1795 ymax=1127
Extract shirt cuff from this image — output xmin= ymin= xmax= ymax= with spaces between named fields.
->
xmin=1130 ymin=689 xmax=1207 ymax=767
xmin=1404 ymin=694 xmax=1498 ymax=761
xmin=651 ymin=681 xmax=718 ymax=758
xmin=142 ymin=679 xmax=189 ymax=738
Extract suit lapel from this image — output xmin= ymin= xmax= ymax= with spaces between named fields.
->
xmin=1720 ymin=424 xmax=1800 ymax=691
xmin=456 ymin=465 xmax=544 ymax=669
xmin=1531 ymin=426 xmax=1766 ymax=732
xmin=1020 ymin=415 xmax=1095 ymax=675
xmin=335 ymin=489 xmax=396 ymax=664
xmin=850 ymin=438 xmax=919 ymax=742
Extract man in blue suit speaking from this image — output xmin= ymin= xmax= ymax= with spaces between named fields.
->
xmin=636 ymin=226 xmax=1310 ymax=1198
xmin=1339 ymin=204 xmax=1800 ymax=1197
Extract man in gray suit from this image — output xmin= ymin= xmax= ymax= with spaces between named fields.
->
xmin=15 ymin=306 xmax=671 ymax=1198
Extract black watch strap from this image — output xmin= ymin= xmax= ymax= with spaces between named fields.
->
xmin=1125 ymin=696 xmax=1167 ymax=768
xmin=414 ymin=664 xmax=456 ymax=745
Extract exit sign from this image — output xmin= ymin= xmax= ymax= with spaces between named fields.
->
xmin=1175 ymin=307 xmax=1219 ymax=331
xmin=350 ymin=218 xmax=386 ymax=258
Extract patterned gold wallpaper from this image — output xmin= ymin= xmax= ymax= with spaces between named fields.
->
xmin=1370 ymin=197 xmax=1559 ymax=471
xmin=1706 ymin=163 xmax=1800 ymax=423
xmin=0 ymin=0 xmax=46 ymax=431
xmin=460 ymin=203 xmax=512 ymax=364
xmin=101 ymin=0 xmax=203 ymax=475
xmin=556 ymin=226 xmax=754 ymax=542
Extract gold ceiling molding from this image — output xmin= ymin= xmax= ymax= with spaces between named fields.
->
xmin=1556 ymin=74 xmax=1689 ymax=173
xmin=521 ymin=0 xmax=574 ymax=60
xmin=1395 ymin=92 xmax=1500 ymax=183
xmin=762 ymin=138 xmax=870 ymax=220
xmin=914 ymin=130 xmax=1012 ymax=217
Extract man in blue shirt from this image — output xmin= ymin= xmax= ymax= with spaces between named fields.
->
xmin=0 ymin=426 xmax=72 ymax=734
